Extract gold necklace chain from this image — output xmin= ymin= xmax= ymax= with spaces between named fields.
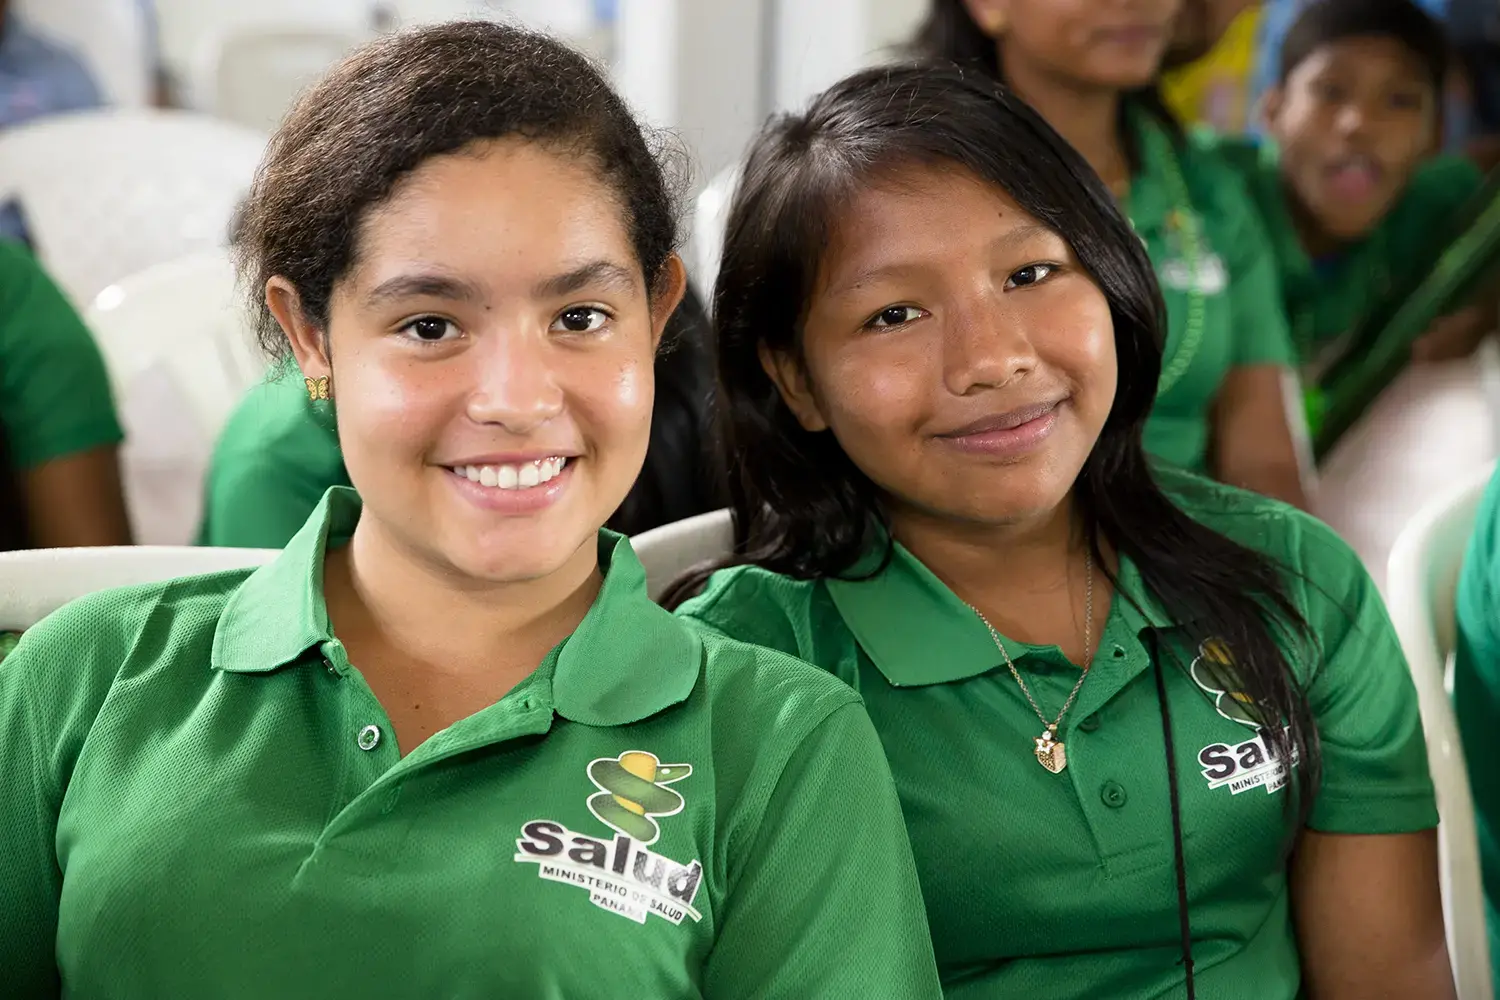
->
xmin=967 ymin=548 xmax=1095 ymax=774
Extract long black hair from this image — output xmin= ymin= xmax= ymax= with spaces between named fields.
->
xmin=665 ymin=63 xmax=1320 ymax=829
xmin=913 ymin=0 xmax=1184 ymax=156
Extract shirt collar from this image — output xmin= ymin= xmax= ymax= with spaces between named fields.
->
xmin=825 ymin=537 xmax=1179 ymax=688
xmin=1124 ymin=107 xmax=1175 ymax=236
xmin=212 ymin=487 xmax=700 ymax=727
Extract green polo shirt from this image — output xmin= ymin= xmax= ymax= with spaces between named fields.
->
xmin=0 ymin=241 xmax=122 ymax=547
xmin=1215 ymin=138 xmax=1484 ymax=364
xmin=198 ymin=368 xmax=348 ymax=547
xmin=1453 ymin=463 xmax=1500 ymax=995
xmin=1129 ymin=117 xmax=1296 ymax=474
xmin=679 ymin=468 xmax=1435 ymax=999
xmin=0 ymin=487 xmax=942 ymax=999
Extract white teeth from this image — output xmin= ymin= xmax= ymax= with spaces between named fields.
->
xmin=452 ymin=458 xmax=568 ymax=491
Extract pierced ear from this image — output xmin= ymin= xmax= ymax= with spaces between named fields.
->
xmin=650 ymin=254 xmax=689 ymax=352
xmin=758 ymin=341 xmax=829 ymax=433
xmin=265 ymin=277 xmax=330 ymax=380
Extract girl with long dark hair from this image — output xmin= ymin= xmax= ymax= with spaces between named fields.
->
xmin=915 ymin=0 xmax=1308 ymax=508
xmin=0 ymin=25 xmax=941 ymax=998
xmin=671 ymin=64 xmax=1452 ymax=999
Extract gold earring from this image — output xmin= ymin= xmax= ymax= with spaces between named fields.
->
xmin=305 ymin=375 xmax=331 ymax=401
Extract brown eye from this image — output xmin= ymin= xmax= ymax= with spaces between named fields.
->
xmin=867 ymin=306 xmax=925 ymax=329
xmin=552 ymin=307 xmax=609 ymax=333
xmin=401 ymin=316 xmax=457 ymax=341
xmin=1006 ymin=263 xmax=1056 ymax=289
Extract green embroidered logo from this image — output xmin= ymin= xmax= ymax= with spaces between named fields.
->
xmin=586 ymin=751 xmax=692 ymax=846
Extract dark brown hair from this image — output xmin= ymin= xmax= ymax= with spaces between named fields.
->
xmin=233 ymin=20 xmax=682 ymax=356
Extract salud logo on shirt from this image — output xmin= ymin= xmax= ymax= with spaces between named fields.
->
xmin=513 ymin=751 xmax=705 ymax=926
xmin=1190 ymin=639 xmax=1297 ymax=796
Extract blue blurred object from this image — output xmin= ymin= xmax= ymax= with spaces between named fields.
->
xmin=0 ymin=199 xmax=32 ymax=250
xmin=0 ymin=13 xmax=103 ymax=130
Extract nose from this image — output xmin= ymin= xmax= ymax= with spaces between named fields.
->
xmin=941 ymin=293 xmax=1039 ymax=397
xmin=464 ymin=324 xmax=565 ymax=433
xmin=1334 ymin=102 xmax=1368 ymax=138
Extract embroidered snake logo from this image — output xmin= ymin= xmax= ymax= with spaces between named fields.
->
xmin=1189 ymin=638 xmax=1265 ymax=729
xmin=587 ymin=751 xmax=692 ymax=846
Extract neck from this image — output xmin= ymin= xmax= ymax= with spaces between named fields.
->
xmin=326 ymin=517 xmax=603 ymax=687
xmin=1001 ymin=51 xmax=1131 ymax=192
xmin=888 ymin=495 xmax=1101 ymax=651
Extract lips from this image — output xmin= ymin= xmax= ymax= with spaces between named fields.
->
xmin=938 ymin=401 xmax=1062 ymax=439
xmin=1323 ymin=153 xmax=1383 ymax=202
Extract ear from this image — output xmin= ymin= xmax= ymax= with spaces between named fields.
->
xmin=649 ymin=254 xmax=689 ymax=352
xmin=1258 ymin=84 xmax=1285 ymax=133
xmin=265 ymin=277 xmax=330 ymax=379
xmin=959 ymin=0 xmax=1009 ymax=38
xmin=757 ymin=341 xmax=829 ymax=433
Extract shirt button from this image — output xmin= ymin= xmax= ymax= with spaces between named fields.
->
xmin=1112 ymin=645 xmax=1126 ymax=659
xmin=1101 ymin=781 xmax=1128 ymax=808
xmin=357 ymin=725 xmax=382 ymax=751
xmin=1077 ymin=715 xmax=1101 ymax=733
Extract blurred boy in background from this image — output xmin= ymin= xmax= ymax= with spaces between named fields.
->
xmin=1216 ymin=0 xmax=1490 ymax=370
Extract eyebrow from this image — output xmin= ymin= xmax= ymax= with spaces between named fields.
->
xmin=830 ymin=224 xmax=1059 ymax=297
xmin=533 ymin=260 xmax=641 ymax=299
xmin=364 ymin=273 xmax=485 ymax=307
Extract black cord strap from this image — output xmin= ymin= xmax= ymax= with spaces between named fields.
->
xmin=1153 ymin=655 xmax=1196 ymax=998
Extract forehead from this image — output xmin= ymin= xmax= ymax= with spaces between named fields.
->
xmin=348 ymin=138 xmax=638 ymax=289
xmin=1292 ymin=35 xmax=1433 ymax=88
xmin=818 ymin=163 xmax=1053 ymax=282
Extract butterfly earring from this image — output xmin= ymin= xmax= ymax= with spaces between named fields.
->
xmin=305 ymin=375 xmax=331 ymax=401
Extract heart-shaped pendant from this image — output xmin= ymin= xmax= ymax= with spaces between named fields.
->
xmin=1034 ymin=730 xmax=1067 ymax=773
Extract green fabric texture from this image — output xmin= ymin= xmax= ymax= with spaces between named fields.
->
xmin=198 ymin=368 xmax=348 ymax=547
xmin=1130 ymin=120 xmax=1295 ymax=474
xmin=0 ymin=241 xmax=121 ymax=470
xmin=0 ymin=487 xmax=941 ymax=999
xmin=678 ymin=466 xmax=1434 ymax=1000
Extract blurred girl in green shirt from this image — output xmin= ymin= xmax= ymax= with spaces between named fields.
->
xmin=0 ymin=241 xmax=129 ymax=549
xmin=916 ymin=0 xmax=1307 ymax=508
xmin=671 ymin=62 xmax=1450 ymax=999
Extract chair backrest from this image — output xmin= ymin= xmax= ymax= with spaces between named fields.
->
xmin=13 ymin=0 xmax=154 ymax=107
xmin=194 ymin=25 xmax=370 ymax=133
xmin=0 ymin=108 xmax=266 ymax=307
xmin=631 ymin=508 xmax=733 ymax=603
xmin=86 ymin=252 xmax=268 ymax=546
xmin=1387 ymin=459 xmax=1498 ymax=1000
xmin=0 ymin=546 xmax=276 ymax=632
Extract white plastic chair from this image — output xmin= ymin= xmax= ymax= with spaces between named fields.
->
xmin=0 ymin=546 xmax=276 ymax=632
xmin=191 ymin=25 xmax=370 ymax=133
xmin=13 ymin=0 xmax=154 ymax=107
xmin=0 ymin=108 xmax=266 ymax=307
xmin=631 ymin=509 xmax=733 ymax=603
xmin=86 ymin=252 xmax=268 ymax=547
xmin=1387 ymin=460 xmax=1498 ymax=1000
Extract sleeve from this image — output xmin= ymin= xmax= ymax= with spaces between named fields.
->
xmin=1222 ymin=179 xmax=1297 ymax=369
xmin=1454 ymin=468 xmax=1500 ymax=888
xmin=0 ymin=643 xmax=62 ymax=996
xmin=677 ymin=571 xmax=809 ymax=659
xmin=702 ymin=701 xmax=943 ymax=1000
xmin=0 ymin=244 xmax=122 ymax=469
xmin=199 ymin=389 xmax=343 ymax=549
xmin=1298 ymin=517 xmax=1438 ymax=833
xmin=1408 ymin=155 xmax=1485 ymax=226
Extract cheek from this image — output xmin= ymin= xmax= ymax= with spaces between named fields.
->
xmin=334 ymin=351 xmax=465 ymax=457
xmin=815 ymin=342 xmax=931 ymax=456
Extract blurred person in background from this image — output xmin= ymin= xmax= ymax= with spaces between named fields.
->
xmin=1162 ymin=0 xmax=1262 ymax=132
xmin=1216 ymin=0 xmax=1491 ymax=370
xmin=199 ymin=283 xmax=723 ymax=547
xmin=915 ymin=0 xmax=1309 ymax=510
xmin=0 ymin=239 xmax=130 ymax=550
xmin=0 ymin=0 xmax=104 ymax=245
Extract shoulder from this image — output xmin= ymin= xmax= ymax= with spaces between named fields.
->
xmin=6 ymin=569 xmax=253 ymax=724
xmin=1459 ymin=464 xmax=1500 ymax=624
xmin=1154 ymin=463 xmax=1364 ymax=592
xmin=1392 ymin=154 xmax=1485 ymax=224
xmin=676 ymin=564 xmax=827 ymax=659
xmin=212 ymin=371 xmax=341 ymax=472
xmin=694 ymin=625 xmax=863 ymax=736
